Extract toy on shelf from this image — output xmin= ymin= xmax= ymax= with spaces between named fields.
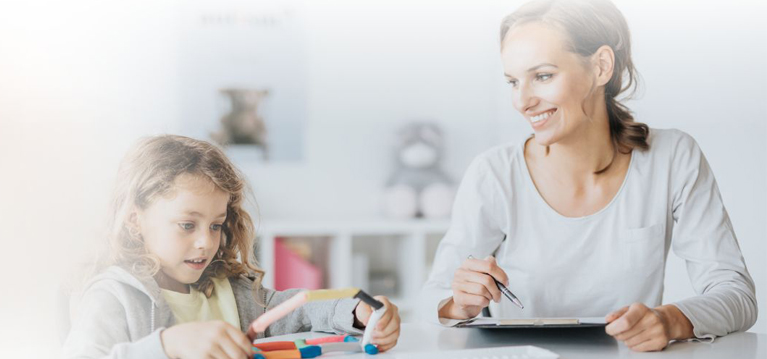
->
xmin=248 ymin=288 xmax=385 ymax=358
xmin=383 ymin=122 xmax=455 ymax=219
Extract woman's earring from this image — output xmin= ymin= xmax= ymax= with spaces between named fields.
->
xmin=217 ymin=249 xmax=224 ymax=259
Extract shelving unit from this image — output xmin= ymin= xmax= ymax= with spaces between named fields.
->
xmin=255 ymin=219 xmax=450 ymax=321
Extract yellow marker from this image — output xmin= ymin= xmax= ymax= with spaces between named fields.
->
xmin=305 ymin=288 xmax=360 ymax=301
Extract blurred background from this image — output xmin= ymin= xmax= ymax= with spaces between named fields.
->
xmin=0 ymin=0 xmax=765 ymax=356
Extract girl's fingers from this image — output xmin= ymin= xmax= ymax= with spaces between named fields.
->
xmin=373 ymin=312 xmax=400 ymax=338
xmin=218 ymin=337 xmax=249 ymax=359
xmin=225 ymin=327 xmax=253 ymax=358
xmin=209 ymin=343 xmax=232 ymax=359
xmin=375 ymin=307 xmax=393 ymax=331
xmin=374 ymin=329 xmax=400 ymax=352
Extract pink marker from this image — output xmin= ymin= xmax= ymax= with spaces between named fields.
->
xmin=305 ymin=335 xmax=347 ymax=345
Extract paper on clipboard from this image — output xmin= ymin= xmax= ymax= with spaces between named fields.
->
xmin=453 ymin=317 xmax=607 ymax=328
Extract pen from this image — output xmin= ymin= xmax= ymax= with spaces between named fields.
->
xmin=468 ymin=255 xmax=524 ymax=309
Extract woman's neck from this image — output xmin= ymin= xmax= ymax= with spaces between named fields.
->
xmin=533 ymin=105 xmax=616 ymax=183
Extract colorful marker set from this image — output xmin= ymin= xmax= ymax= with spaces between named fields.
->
xmin=248 ymin=287 xmax=386 ymax=357
xmin=252 ymin=335 xmax=377 ymax=359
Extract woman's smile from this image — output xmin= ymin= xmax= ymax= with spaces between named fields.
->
xmin=529 ymin=108 xmax=557 ymax=130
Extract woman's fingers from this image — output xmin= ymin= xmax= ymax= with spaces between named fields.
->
xmin=452 ymin=281 xmax=492 ymax=307
xmin=461 ymin=256 xmax=510 ymax=286
xmin=606 ymin=303 xmax=647 ymax=336
xmin=455 ymin=268 xmax=502 ymax=302
xmin=606 ymin=306 xmax=629 ymax=323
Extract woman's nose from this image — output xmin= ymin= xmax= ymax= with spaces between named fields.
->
xmin=512 ymin=82 xmax=537 ymax=113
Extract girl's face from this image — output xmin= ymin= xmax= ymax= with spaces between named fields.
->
xmin=501 ymin=21 xmax=598 ymax=146
xmin=136 ymin=173 xmax=229 ymax=293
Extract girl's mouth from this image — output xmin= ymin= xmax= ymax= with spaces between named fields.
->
xmin=184 ymin=258 xmax=207 ymax=270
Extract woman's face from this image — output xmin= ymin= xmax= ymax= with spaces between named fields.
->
xmin=501 ymin=21 xmax=598 ymax=146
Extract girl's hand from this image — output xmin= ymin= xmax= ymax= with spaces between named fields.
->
xmin=353 ymin=296 xmax=401 ymax=352
xmin=605 ymin=303 xmax=694 ymax=352
xmin=441 ymin=256 xmax=509 ymax=319
xmin=161 ymin=321 xmax=253 ymax=359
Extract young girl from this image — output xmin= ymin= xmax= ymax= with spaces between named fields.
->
xmin=63 ymin=135 xmax=401 ymax=359
xmin=422 ymin=0 xmax=756 ymax=352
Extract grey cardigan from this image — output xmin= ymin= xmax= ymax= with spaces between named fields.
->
xmin=62 ymin=266 xmax=362 ymax=359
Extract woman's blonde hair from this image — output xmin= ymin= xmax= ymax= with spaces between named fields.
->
xmin=501 ymin=0 xmax=649 ymax=171
xmin=103 ymin=134 xmax=262 ymax=296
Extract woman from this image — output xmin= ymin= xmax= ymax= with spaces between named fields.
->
xmin=421 ymin=0 xmax=756 ymax=352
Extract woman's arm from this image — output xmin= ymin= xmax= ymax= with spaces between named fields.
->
xmin=420 ymin=155 xmax=509 ymax=324
xmin=668 ymin=132 xmax=757 ymax=338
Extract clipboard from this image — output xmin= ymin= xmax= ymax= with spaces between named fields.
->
xmin=454 ymin=317 xmax=607 ymax=329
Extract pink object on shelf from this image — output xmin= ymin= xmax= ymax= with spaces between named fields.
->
xmin=274 ymin=239 xmax=323 ymax=291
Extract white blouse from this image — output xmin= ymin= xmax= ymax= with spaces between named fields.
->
xmin=420 ymin=128 xmax=757 ymax=339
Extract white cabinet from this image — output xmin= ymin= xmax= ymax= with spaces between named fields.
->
xmin=255 ymin=219 xmax=449 ymax=321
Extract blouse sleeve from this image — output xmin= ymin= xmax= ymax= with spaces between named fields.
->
xmin=668 ymin=132 xmax=758 ymax=339
xmin=418 ymin=155 xmax=509 ymax=325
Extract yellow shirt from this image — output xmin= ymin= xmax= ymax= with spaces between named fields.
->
xmin=161 ymin=276 xmax=240 ymax=329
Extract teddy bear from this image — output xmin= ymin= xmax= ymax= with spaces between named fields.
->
xmin=382 ymin=122 xmax=455 ymax=219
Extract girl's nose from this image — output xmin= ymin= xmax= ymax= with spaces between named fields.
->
xmin=195 ymin=231 xmax=216 ymax=249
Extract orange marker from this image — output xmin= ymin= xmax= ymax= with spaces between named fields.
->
xmin=261 ymin=349 xmax=302 ymax=359
xmin=252 ymin=341 xmax=296 ymax=352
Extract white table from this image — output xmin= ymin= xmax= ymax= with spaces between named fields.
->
xmin=255 ymin=322 xmax=766 ymax=358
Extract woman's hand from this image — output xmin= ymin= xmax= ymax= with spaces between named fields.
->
xmin=440 ymin=256 xmax=509 ymax=319
xmin=354 ymin=296 xmax=401 ymax=352
xmin=605 ymin=303 xmax=694 ymax=352
xmin=161 ymin=321 xmax=253 ymax=359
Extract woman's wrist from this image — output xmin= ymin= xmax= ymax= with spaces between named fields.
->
xmin=438 ymin=298 xmax=457 ymax=319
xmin=655 ymin=304 xmax=694 ymax=341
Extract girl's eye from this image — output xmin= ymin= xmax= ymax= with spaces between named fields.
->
xmin=506 ymin=79 xmax=518 ymax=87
xmin=211 ymin=224 xmax=223 ymax=231
xmin=179 ymin=223 xmax=195 ymax=231
xmin=536 ymin=73 xmax=553 ymax=81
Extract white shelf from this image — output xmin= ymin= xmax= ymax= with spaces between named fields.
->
xmin=255 ymin=218 xmax=450 ymax=322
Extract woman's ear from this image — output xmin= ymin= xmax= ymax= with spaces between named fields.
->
xmin=592 ymin=45 xmax=615 ymax=87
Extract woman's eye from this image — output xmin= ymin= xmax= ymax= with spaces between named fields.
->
xmin=506 ymin=79 xmax=518 ymax=87
xmin=536 ymin=73 xmax=553 ymax=81
xmin=211 ymin=224 xmax=223 ymax=231
xmin=178 ymin=223 xmax=195 ymax=231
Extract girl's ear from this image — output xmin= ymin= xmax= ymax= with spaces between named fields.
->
xmin=592 ymin=45 xmax=615 ymax=87
xmin=127 ymin=208 xmax=143 ymax=240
